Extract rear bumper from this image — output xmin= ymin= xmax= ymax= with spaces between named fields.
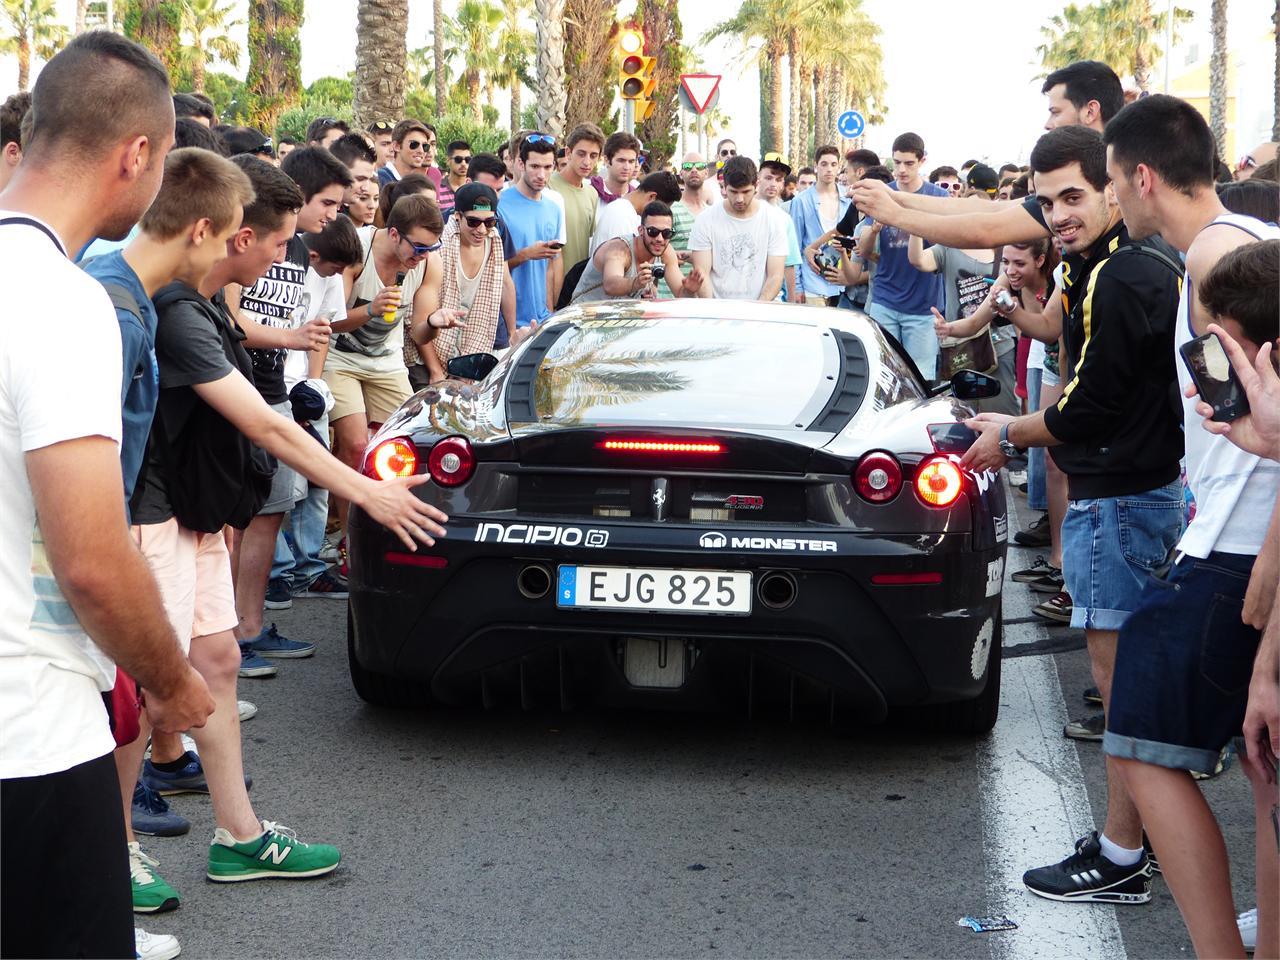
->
xmin=348 ymin=515 xmax=1004 ymax=719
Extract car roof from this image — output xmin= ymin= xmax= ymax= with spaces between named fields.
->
xmin=548 ymin=298 xmax=877 ymax=339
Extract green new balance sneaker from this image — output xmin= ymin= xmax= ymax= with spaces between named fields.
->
xmin=129 ymin=842 xmax=179 ymax=913
xmin=206 ymin=821 xmax=341 ymax=882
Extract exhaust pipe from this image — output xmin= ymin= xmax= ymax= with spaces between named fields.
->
xmin=758 ymin=571 xmax=798 ymax=610
xmin=517 ymin=564 xmax=552 ymax=600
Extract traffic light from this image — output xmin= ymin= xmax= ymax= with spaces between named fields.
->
xmin=617 ymin=26 xmax=657 ymax=123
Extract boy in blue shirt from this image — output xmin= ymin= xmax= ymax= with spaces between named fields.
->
xmin=498 ymin=133 xmax=564 ymax=327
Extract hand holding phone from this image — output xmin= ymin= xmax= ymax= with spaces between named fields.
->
xmin=1179 ymin=331 xmax=1250 ymax=423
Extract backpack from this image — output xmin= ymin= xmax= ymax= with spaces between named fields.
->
xmin=131 ymin=284 xmax=277 ymax=532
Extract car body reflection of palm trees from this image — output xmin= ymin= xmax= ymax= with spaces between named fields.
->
xmin=534 ymin=329 xmax=737 ymax=424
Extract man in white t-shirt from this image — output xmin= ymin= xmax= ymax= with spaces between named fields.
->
xmin=0 ymin=33 xmax=213 ymax=959
xmin=587 ymin=170 xmax=681 ymax=257
xmin=688 ymin=156 xmax=788 ymax=301
xmin=1100 ymin=95 xmax=1280 ymax=960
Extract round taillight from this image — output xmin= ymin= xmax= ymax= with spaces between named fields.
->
xmin=427 ymin=436 xmax=475 ymax=487
xmin=853 ymin=451 xmax=903 ymax=503
xmin=915 ymin=456 xmax=965 ymax=507
xmin=369 ymin=438 xmax=417 ymax=480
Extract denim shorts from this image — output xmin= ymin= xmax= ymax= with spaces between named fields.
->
xmin=1060 ymin=480 xmax=1185 ymax=631
xmin=1103 ymin=551 xmax=1260 ymax=774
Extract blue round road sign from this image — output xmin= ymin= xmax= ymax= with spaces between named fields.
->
xmin=838 ymin=110 xmax=865 ymax=138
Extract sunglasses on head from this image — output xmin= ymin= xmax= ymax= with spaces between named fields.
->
xmin=526 ymin=133 xmax=555 ymax=146
xmin=369 ymin=120 xmax=394 ymax=133
xmin=463 ymin=214 xmax=495 ymax=229
xmin=644 ymin=226 xmax=673 ymax=239
xmin=681 ymin=161 xmax=709 ymax=171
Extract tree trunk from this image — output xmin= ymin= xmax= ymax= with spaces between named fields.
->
xmin=813 ymin=62 xmax=828 ymax=149
xmin=128 ymin=0 xmax=182 ymax=72
xmin=433 ymin=0 xmax=446 ymax=114
xmin=1273 ymin=0 xmax=1279 ymax=141
xmin=246 ymin=0 xmax=304 ymax=134
xmin=193 ymin=47 xmax=206 ymax=92
xmin=534 ymin=0 xmax=567 ymax=136
xmin=470 ymin=73 xmax=484 ymax=124
xmin=510 ymin=80 xmax=521 ymax=138
xmin=768 ymin=40 xmax=784 ymax=161
xmin=1209 ymin=0 xmax=1228 ymax=156
xmin=759 ymin=59 xmax=773 ymax=155
xmin=1134 ymin=47 xmax=1151 ymax=92
xmin=17 ymin=39 xmax=30 ymax=92
xmin=798 ymin=56 xmax=812 ymax=162
xmin=787 ymin=32 xmax=801 ymax=164
xmin=355 ymin=0 xmax=409 ymax=129
xmin=75 ymin=0 xmax=88 ymax=34
xmin=638 ymin=0 xmax=681 ymax=169
xmin=564 ymin=0 xmax=618 ymax=130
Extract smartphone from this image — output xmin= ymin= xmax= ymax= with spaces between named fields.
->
xmin=835 ymin=235 xmax=857 ymax=251
xmin=1179 ymin=331 xmax=1250 ymax=423
xmin=547 ymin=241 xmax=565 ymax=250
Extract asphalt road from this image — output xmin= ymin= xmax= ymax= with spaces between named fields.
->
xmin=140 ymin=484 xmax=1259 ymax=959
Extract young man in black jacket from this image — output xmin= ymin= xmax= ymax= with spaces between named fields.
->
xmin=963 ymin=126 xmax=1186 ymax=906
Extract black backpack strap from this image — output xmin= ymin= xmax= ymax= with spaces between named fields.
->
xmin=0 ymin=215 xmax=65 ymax=256
xmin=98 ymin=282 xmax=143 ymax=322
xmin=1117 ymin=240 xmax=1185 ymax=279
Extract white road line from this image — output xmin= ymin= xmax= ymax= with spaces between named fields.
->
xmin=978 ymin=479 xmax=1125 ymax=960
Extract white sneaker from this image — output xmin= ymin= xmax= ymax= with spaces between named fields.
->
xmin=238 ymin=700 xmax=258 ymax=722
xmin=1239 ymin=907 xmax=1257 ymax=954
xmin=135 ymin=927 xmax=181 ymax=960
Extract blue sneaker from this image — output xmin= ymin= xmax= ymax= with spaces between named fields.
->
xmin=131 ymin=782 xmax=190 ymax=837
xmin=248 ymin=623 xmax=315 ymax=659
xmin=141 ymin=751 xmax=253 ymax=796
xmin=238 ymin=642 xmax=278 ymax=678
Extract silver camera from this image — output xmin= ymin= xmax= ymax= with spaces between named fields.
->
xmin=994 ymin=290 xmax=1016 ymax=311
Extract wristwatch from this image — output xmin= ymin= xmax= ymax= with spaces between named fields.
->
xmin=998 ymin=423 xmax=1023 ymax=459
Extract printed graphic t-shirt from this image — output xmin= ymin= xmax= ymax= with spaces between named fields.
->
xmin=687 ymin=202 xmax=789 ymax=301
xmin=239 ymin=234 xmax=310 ymax=405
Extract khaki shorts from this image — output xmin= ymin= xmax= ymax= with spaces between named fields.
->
xmin=132 ymin=518 xmax=239 ymax=652
xmin=324 ymin=364 xmax=413 ymax=424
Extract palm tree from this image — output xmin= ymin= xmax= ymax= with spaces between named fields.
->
xmin=1 ymin=0 xmax=68 ymax=91
xmin=433 ymin=0 xmax=446 ymax=114
xmin=446 ymin=0 xmax=503 ymax=124
xmin=74 ymin=0 xmax=86 ymax=33
xmin=638 ymin=0 xmax=683 ymax=168
xmin=1272 ymin=0 xmax=1279 ymax=141
xmin=245 ymin=0 xmax=302 ymax=134
xmin=178 ymin=0 xmax=242 ymax=94
xmin=493 ymin=0 xmax=533 ymax=136
xmin=563 ymin=0 xmax=618 ymax=130
xmin=122 ymin=0 xmax=182 ymax=72
xmin=1209 ymin=0 xmax=1227 ymax=156
xmin=703 ymin=0 xmax=791 ymax=160
xmin=1038 ymin=0 xmax=1192 ymax=92
xmin=534 ymin=0 xmax=566 ymax=136
xmin=354 ymin=0 xmax=409 ymax=128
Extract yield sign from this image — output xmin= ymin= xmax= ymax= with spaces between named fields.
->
xmin=680 ymin=74 xmax=722 ymax=115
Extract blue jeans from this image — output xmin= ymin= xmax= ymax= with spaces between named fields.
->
xmin=1060 ymin=480 xmax=1186 ymax=631
xmin=1025 ymin=367 xmax=1047 ymax=512
xmin=271 ymin=412 xmax=330 ymax=588
xmin=866 ymin=303 xmax=939 ymax=379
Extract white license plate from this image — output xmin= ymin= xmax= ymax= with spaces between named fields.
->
xmin=556 ymin=565 xmax=752 ymax=615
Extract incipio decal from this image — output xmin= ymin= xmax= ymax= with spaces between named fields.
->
xmin=474 ymin=522 xmax=609 ymax=548
xmin=973 ymin=469 xmax=998 ymax=494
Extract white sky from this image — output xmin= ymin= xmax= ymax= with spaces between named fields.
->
xmin=3 ymin=0 xmax=1275 ymax=167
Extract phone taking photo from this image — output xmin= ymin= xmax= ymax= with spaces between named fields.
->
xmin=1179 ymin=331 xmax=1250 ymax=423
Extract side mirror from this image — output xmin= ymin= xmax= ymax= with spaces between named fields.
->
xmin=446 ymin=352 xmax=499 ymax=381
xmin=951 ymin=369 xmax=1001 ymax=400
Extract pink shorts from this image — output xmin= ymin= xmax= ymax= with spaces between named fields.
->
xmin=132 ymin=519 xmax=239 ymax=653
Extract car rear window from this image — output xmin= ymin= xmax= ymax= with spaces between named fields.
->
xmin=533 ymin=317 xmax=838 ymax=429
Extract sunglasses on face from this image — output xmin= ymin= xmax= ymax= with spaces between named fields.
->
xmin=463 ymin=215 xmax=495 ymax=230
xmin=681 ymin=161 xmax=709 ymax=171
xmin=644 ymin=226 xmax=673 ymax=239
xmin=399 ymin=235 xmax=442 ymax=256
xmin=720 ymin=149 xmax=737 ymax=157
xmin=451 ymin=154 xmax=471 ymax=164
xmin=526 ymin=133 xmax=555 ymax=146
xmin=937 ymin=181 xmax=957 ymax=191
xmin=405 ymin=139 xmax=429 ymax=151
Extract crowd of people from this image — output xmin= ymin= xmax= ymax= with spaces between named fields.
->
xmin=0 ymin=30 xmax=1277 ymax=960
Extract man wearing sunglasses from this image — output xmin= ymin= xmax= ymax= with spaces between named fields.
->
xmin=571 ymin=202 xmax=702 ymax=304
xmin=438 ymin=139 xmax=471 ymax=212
xmin=377 ymin=119 xmax=432 ymax=189
xmin=1235 ymin=140 xmax=1278 ymax=181
xmin=366 ymin=120 xmax=395 ymax=168
xmin=716 ymin=138 xmax=738 ymax=163
xmin=659 ymin=151 xmax=711 ymax=297
xmin=498 ymin=133 xmax=565 ymax=329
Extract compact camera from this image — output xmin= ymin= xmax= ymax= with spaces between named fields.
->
xmin=994 ymin=290 xmax=1016 ymax=312
xmin=650 ymin=263 xmax=666 ymax=282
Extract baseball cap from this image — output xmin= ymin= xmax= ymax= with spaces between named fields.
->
xmin=759 ymin=152 xmax=792 ymax=177
xmin=966 ymin=163 xmax=1000 ymax=195
xmin=453 ymin=182 xmax=500 ymax=215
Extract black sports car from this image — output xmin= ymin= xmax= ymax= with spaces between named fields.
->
xmin=348 ymin=300 xmax=1009 ymax=733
